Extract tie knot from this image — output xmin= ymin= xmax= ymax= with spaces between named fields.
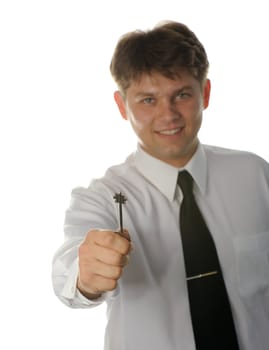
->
xmin=177 ymin=170 xmax=193 ymax=196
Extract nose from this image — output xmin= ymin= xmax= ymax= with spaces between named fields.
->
xmin=158 ymin=98 xmax=180 ymax=121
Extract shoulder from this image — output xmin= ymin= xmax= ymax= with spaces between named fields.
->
xmin=203 ymin=144 xmax=269 ymax=181
xmin=204 ymin=144 xmax=268 ymax=166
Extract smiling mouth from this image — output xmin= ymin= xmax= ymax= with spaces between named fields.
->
xmin=157 ymin=127 xmax=183 ymax=135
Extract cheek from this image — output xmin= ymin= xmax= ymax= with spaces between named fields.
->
xmin=129 ymin=109 xmax=153 ymax=131
xmin=188 ymin=99 xmax=204 ymax=119
xmin=184 ymin=102 xmax=203 ymax=130
xmin=130 ymin=119 xmax=150 ymax=137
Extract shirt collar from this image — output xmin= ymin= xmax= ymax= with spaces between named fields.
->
xmin=184 ymin=144 xmax=207 ymax=196
xmin=133 ymin=143 xmax=208 ymax=202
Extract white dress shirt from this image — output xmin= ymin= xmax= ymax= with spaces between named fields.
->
xmin=52 ymin=143 xmax=269 ymax=350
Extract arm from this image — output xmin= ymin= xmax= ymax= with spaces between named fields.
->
xmin=52 ymin=237 xmax=96 ymax=308
xmin=52 ymin=229 xmax=131 ymax=308
xmin=51 ymin=182 xmax=131 ymax=308
xmin=77 ymin=228 xmax=131 ymax=299
xmin=52 ymin=181 xmax=130 ymax=308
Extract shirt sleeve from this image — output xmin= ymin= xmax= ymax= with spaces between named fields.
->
xmin=51 ymin=180 xmax=118 ymax=308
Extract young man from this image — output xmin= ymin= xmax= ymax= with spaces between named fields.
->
xmin=52 ymin=21 xmax=269 ymax=349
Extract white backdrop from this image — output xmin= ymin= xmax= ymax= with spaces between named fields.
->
xmin=1 ymin=0 xmax=268 ymax=349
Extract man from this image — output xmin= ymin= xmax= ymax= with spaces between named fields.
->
xmin=52 ymin=21 xmax=269 ymax=349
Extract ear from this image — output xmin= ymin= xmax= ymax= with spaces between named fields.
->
xmin=203 ymin=79 xmax=211 ymax=109
xmin=114 ymin=91 xmax=128 ymax=120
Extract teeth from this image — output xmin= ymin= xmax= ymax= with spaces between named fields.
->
xmin=159 ymin=128 xmax=181 ymax=135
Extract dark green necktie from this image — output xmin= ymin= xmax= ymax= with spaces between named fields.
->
xmin=177 ymin=170 xmax=239 ymax=349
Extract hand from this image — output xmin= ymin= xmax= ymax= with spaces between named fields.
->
xmin=77 ymin=229 xmax=131 ymax=299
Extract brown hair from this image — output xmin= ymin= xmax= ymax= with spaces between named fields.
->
xmin=110 ymin=21 xmax=209 ymax=95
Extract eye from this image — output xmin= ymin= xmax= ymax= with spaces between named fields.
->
xmin=176 ymin=91 xmax=191 ymax=99
xmin=142 ymin=97 xmax=155 ymax=104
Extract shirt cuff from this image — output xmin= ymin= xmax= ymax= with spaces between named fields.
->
xmin=61 ymin=258 xmax=106 ymax=307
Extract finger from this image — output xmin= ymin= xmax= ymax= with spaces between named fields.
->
xmin=94 ymin=230 xmax=131 ymax=255
xmin=94 ymin=244 xmax=129 ymax=267
xmin=78 ymin=274 xmax=118 ymax=295
xmin=86 ymin=275 xmax=118 ymax=293
xmin=115 ymin=228 xmax=131 ymax=241
xmin=85 ymin=259 xmax=123 ymax=280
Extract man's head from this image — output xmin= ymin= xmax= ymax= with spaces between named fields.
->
xmin=110 ymin=21 xmax=209 ymax=96
xmin=111 ymin=21 xmax=211 ymax=167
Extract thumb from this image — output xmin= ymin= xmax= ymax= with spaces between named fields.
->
xmin=116 ymin=228 xmax=131 ymax=241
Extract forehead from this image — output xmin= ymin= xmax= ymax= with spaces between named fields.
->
xmin=126 ymin=70 xmax=200 ymax=96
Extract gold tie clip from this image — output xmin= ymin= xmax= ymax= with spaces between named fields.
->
xmin=186 ymin=270 xmax=218 ymax=281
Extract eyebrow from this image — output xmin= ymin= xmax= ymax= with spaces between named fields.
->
xmin=134 ymin=85 xmax=194 ymax=99
xmin=175 ymin=86 xmax=194 ymax=92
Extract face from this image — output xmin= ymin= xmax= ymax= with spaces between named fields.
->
xmin=114 ymin=71 xmax=211 ymax=167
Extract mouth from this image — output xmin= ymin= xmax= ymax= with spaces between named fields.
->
xmin=156 ymin=127 xmax=183 ymax=136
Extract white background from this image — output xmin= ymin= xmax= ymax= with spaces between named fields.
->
xmin=1 ymin=0 xmax=268 ymax=349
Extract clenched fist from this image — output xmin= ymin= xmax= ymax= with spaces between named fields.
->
xmin=77 ymin=229 xmax=131 ymax=299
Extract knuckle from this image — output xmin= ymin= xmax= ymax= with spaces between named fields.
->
xmin=78 ymin=244 xmax=93 ymax=262
xmin=122 ymin=254 xmax=130 ymax=266
xmin=118 ymin=253 xmax=128 ymax=266
xmin=122 ymin=241 xmax=131 ymax=255
xmin=102 ymin=231 xmax=115 ymax=247
xmin=110 ymin=250 xmax=122 ymax=265
xmin=78 ymin=243 xmax=87 ymax=256
xmin=119 ymin=228 xmax=130 ymax=241
xmin=85 ymin=230 xmax=96 ymax=243
xmin=113 ymin=266 xmax=122 ymax=279
xmin=107 ymin=279 xmax=117 ymax=291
